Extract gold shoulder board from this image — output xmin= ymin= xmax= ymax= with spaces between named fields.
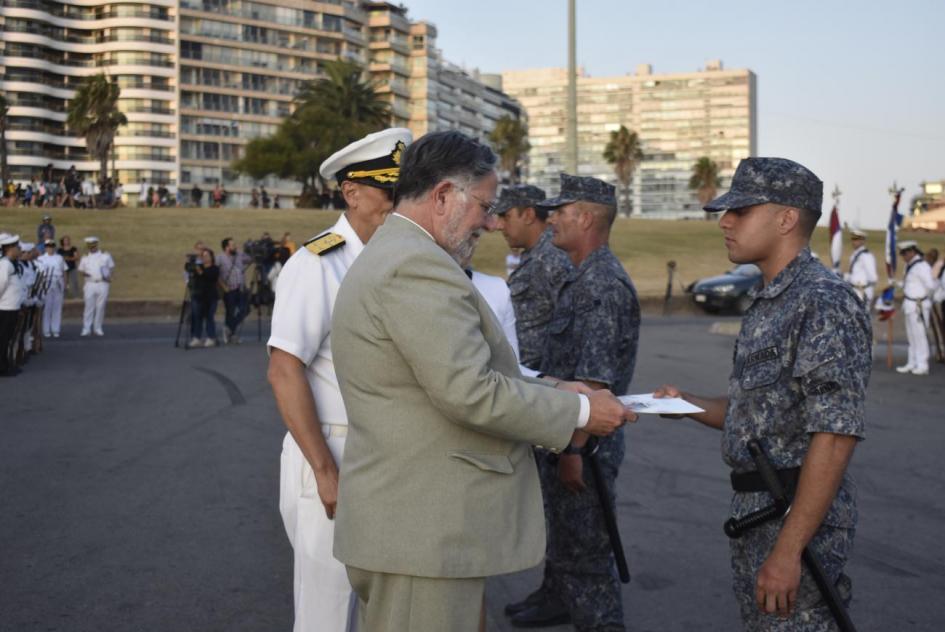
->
xmin=305 ymin=233 xmax=346 ymax=256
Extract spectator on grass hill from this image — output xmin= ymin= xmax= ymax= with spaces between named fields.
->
xmin=37 ymin=215 xmax=55 ymax=244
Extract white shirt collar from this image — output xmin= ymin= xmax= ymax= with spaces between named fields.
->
xmin=391 ymin=212 xmax=434 ymax=242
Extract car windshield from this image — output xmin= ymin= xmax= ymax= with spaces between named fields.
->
xmin=729 ymin=264 xmax=761 ymax=276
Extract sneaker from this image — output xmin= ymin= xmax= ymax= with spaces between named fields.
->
xmin=222 ymin=328 xmax=230 ymax=344
xmin=895 ymin=364 xmax=914 ymax=374
xmin=80 ymin=330 xmax=90 ymax=337
xmin=203 ymin=338 xmax=217 ymax=348
xmin=911 ymin=367 xmax=929 ymax=376
xmin=188 ymin=337 xmax=201 ymax=348
xmin=94 ymin=330 xmax=104 ymax=337
xmin=53 ymin=333 xmax=60 ymax=338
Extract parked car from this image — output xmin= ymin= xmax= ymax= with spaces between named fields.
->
xmin=688 ymin=264 xmax=762 ymax=314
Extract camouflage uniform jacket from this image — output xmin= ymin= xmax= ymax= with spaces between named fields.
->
xmin=724 ymin=248 xmax=871 ymax=528
xmin=508 ymin=228 xmax=573 ymax=370
xmin=540 ymin=245 xmax=640 ymax=395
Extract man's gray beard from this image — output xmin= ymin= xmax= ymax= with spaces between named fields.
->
xmin=443 ymin=208 xmax=479 ymax=267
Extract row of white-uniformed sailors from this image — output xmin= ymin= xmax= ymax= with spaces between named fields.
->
xmin=843 ymin=229 xmax=945 ymax=375
xmin=0 ymin=233 xmax=114 ymax=376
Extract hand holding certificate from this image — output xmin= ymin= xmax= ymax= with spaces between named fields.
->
xmin=618 ymin=393 xmax=706 ymax=415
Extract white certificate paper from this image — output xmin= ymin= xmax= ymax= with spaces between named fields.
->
xmin=618 ymin=393 xmax=705 ymax=415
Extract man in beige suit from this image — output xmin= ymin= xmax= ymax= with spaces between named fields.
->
xmin=331 ymin=131 xmax=634 ymax=632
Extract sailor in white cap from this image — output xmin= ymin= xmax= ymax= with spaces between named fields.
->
xmin=897 ymin=241 xmax=936 ymax=375
xmin=267 ymin=127 xmax=412 ymax=632
xmin=0 ymin=233 xmax=23 ymax=376
xmin=843 ymin=228 xmax=878 ymax=308
xmin=78 ymin=236 xmax=115 ymax=336
xmin=39 ymin=239 xmax=68 ymax=338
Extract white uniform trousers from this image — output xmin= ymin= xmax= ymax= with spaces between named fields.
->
xmin=279 ymin=431 xmax=357 ymax=632
xmin=82 ymin=280 xmax=109 ymax=334
xmin=903 ymin=299 xmax=931 ymax=371
xmin=43 ymin=281 xmax=64 ymax=336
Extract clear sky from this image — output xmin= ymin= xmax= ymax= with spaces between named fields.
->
xmin=404 ymin=0 xmax=943 ymax=229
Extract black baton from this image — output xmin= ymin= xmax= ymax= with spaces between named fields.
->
xmin=584 ymin=437 xmax=630 ymax=584
xmin=747 ymin=439 xmax=857 ymax=632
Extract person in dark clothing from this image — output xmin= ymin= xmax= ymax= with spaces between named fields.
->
xmin=188 ymin=248 xmax=220 ymax=347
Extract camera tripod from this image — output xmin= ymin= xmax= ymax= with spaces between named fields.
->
xmin=239 ymin=264 xmax=271 ymax=343
xmin=173 ymin=282 xmax=193 ymax=349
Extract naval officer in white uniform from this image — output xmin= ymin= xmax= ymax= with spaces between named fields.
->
xmin=39 ymin=239 xmax=68 ymax=338
xmin=897 ymin=241 xmax=937 ymax=375
xmin=844 ymin=228 xmax=878 ymax=308
xmin=78 ymin=236 xmax=114 ymax=336
xmin=266 ymin=127 xmax=412 ymax=632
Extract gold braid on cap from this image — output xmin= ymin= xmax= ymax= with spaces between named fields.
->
xmin=345 ymin=140 xmax=406 ymax=184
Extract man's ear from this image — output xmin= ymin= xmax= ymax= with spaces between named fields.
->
xmin=430 ymin=180 xmax=454 ymax=217
xmin=779 ymin=206 xmax=801 ymax=235
xmin=578 ymin=205 xmax=595 ymax=231
xmin=340 ymin=181 xmax=358 ymax=209
xmin=520 ymin=206 xmax=536 ymax=225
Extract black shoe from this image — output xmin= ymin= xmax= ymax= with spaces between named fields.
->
xmin=504 ymin=589 xmax=549 ymax=617
xmin=509 ymin=602 xmax=571 ymax=628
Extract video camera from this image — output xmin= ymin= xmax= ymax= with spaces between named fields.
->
xmin=243 ymin=237 xmax=275 ymax=266
xmin=183 ymin=253 xmax=202 ymax=276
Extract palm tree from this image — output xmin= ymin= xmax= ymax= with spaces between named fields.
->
xmin=294 ymin=59 xmax=390 ymax=139
xmin=66 ymin=73 xmax=128 ymax=184
xmin=0 ymin=94 xmax=9 ymax=185
xmin=489 ymin=115 xmax=530 ymax=184
xmin=602 ymin=125 xmax=643 ymax=216
xmin=689 ymin=157 xmax=722 ymax=217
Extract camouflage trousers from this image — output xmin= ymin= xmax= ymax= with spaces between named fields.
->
xmin=536 ymin=428 xmax=626 ymax=632
xmin=730 ymin=520 xmax=854 ymax=631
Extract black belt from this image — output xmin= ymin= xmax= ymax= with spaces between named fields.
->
xmin=730 ymin=467 xmax=800 ymax=493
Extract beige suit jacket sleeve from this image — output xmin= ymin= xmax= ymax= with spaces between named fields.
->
xmin=374 ymin=246 xmax=577 ymax=449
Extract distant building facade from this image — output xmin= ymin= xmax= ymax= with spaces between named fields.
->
xmin=0 ymin=0 xmax=521 ymax=207
xmin=501 ymin=61 xmax=757 ymax=217
xmin=0 ymin=0 xmax=180 ymax=193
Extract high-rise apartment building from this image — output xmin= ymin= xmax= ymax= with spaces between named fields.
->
xmin=501 ymin=61 xmax=756 ymax=217
xmin=0 ymin=1 xmax=522 ymax=207
xmin=178 ymin=0 xmax=368 ymax=206
xmin=0 ymin=0 xmax=179 ymax=192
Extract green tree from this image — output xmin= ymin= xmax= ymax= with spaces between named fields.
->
xmin=489 ymin=115 xmax=530 ymax=184
xmin=689 ymin=157 xmax=722 ymax=217
xmin=66 ymin=73 xmax=127 ymax=184
xmin=0 ymin=94 xmax=8 ymax=185
xmin=235 ymin=60 xmax=389 ymax=207
xmin=602 ymin=125 xmax=643 ymax=216
xmin=294 ymin=59 xmax=390 ymax=131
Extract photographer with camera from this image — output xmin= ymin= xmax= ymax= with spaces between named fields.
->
xmin=186 ymin=248 xmax=220 ymax=348
xmin=217 ymin=238 xmax=252 ymax=344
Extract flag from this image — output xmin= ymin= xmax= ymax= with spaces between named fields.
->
xmin=885 ymin=188 xmax=904 ymax=279
xmin=878 ymin=187 xmax=905 ymax=319
xmin=829 ymin=204 xmax=842 ymax=272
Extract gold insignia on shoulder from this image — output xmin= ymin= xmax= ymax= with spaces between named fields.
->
xmin=305 ymin=233 xmax=346 ymax=256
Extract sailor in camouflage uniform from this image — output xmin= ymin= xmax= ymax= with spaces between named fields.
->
xmin=656 ymin=157 xmax=871 ymax=631
xmin=494 ymin=184 xmax=573 ymax=371
xmin=510 ymin=174 xmax=640 ymax=631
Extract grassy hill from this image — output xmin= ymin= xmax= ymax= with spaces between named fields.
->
xmin=1 ymin=206 xmax=940 ymax=300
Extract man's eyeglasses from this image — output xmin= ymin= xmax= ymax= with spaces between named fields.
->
xmin=452 ymin=183 xmax=498 ymax=216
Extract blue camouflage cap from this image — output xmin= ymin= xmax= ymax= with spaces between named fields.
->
xmin=538 ymin=173 xmax=616 ymax=209
xmin=494 ymin=184 xmax=547 ymax=215
xmin=704 ymin=157 xmax=823 ymax=215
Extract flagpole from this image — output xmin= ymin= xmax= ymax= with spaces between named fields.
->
xmin=885 ymin=182 xmax=905 ymax=369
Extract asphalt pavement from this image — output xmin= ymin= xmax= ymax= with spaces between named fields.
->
xmin=1 ymin=316 xmax=943 ymax=632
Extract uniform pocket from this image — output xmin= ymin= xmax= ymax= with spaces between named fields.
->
xmin=548 ymin=314 xmax=571 ymax=336
xmin=448 ymin=450 xmax=515 ymax=474
xmin=740 ymin=360 xmax=782 ymax=390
